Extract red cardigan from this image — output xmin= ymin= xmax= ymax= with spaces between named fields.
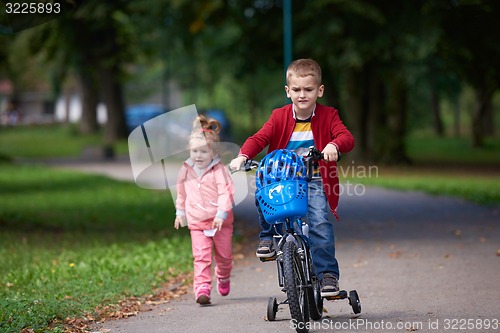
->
xmin=239 ymin=103 xmax=355 ymax=215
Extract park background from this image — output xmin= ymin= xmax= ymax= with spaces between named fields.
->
xmin=0 ymin=1 xmax=499 ymax=332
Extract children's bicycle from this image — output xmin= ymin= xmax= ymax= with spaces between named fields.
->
xmin=239 ymin=147 xmax=361 ymax=333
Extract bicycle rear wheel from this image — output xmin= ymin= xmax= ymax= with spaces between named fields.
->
xmin=283 ymin=241 xmax=309 ymax=333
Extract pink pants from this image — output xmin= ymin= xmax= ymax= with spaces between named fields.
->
xmin=190 ymin=223 xmax=233 ymax=297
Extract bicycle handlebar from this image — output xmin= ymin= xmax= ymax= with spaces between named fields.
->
xmin=242 ymin=159 xmax=260 ymax=172
xmin=304 ymin=146 xmax=323 ymax=162
xmin=304 ymin=147 xmax=323 ymax=181
xmin=230 ymin=159 xmax=259 ymax=174
xmin=231 ymin=146 xmax=342 ymax=175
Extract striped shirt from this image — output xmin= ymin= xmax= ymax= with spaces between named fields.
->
xmin=286 ymin=120 xmax=315 ymax=156
xmin=286 ymin=105 xmax=321 ymax=178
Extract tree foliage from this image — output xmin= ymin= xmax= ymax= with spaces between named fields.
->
xmin=1 ymin=0 xmax=498 ymax=161
xmin=435 ymin=0 xmax=500 ymax=146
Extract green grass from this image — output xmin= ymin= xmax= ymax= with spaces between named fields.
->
xmin=0 ymin=233 xmax=192 ymax=333
xmin=0 ymin=164 xmax=192 ymax=333
xmin=338 ymin=133 xmax=499 ymax=205
xmin=406 ymin=133 xmax=500 ymax=166
xmin=0 ymin=164 xmax=170 ymax=231
xmin=344 ymin=167 xmax=500 ymax=205
xmin=0 ymin=125 xmax=128 ymax=158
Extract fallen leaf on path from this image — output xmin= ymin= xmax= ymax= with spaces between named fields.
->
xmin=389 ymin=250 xmax=402 ymax=259
xmin=406 ymin=324 xmax=419 ymax=331
xmin=55 ymin=272 xmax=191 ymax=333
xmin=160 ymin=307 xmax=174 ymax=313
xmin=234 ymin=253 xmax=245 ymax=260
xmin=352 ymin=261 xmax=368 ymax=268
xmin=145 ymin=300 xmax=170 ymax=305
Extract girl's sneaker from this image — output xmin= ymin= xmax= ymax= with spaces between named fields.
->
xmin=196 ymin=285 xmax=211 ymax=305
xmin=217 ymin=278 xmax=230 ymax=296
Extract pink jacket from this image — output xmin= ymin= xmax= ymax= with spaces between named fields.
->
xmin=175 ymin=157 xmax=234 ymax=230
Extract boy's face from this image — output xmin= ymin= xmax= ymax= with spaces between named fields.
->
xmin=285 ymin=75 xmax=324 ymax=116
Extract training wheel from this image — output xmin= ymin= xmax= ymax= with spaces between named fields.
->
xmin=267 ymin=297 xmax=278 ymax=321
xmin=348 ymin=290 xmax=361 ymax=314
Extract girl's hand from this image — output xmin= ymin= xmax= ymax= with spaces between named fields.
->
xmin=212 ymin=217 xmax=224 ymax=231
xmin=322 ymin=143 xmax=339 ymax=162
xmin=229 ymin=156 xmax=246 ymax=171
xmin=174 ymin=215 xmax=186 ymax=229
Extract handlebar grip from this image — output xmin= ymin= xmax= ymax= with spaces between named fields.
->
xmin=231 ymin=159 xmax=258 ymax=173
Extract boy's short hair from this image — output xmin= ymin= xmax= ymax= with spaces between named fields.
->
xmin=286 ymin=59 xmax=322 ymax=85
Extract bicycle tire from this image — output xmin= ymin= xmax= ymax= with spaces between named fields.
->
xmin=283 ymin=241 xmax=309 ymax=333
xmin=308 ymin=277 xmax=323 ymax=320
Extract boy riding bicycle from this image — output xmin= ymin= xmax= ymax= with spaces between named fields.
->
xmin=230 ymin=58 xmax=355 ymax=297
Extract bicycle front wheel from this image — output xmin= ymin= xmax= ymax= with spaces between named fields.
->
xmin=283 ymin=240 xmax=309 ymax=333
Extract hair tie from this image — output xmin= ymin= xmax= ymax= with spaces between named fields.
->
xmin=199 ymin=128 xmax=213 ymax=133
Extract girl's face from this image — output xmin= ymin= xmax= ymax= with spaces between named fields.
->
xmin=285 ymin=75 xmax=324 ymax=116
xmin=189 ymin=139 xmax=214 ymax=169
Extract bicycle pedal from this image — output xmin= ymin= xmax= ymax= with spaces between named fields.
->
xmin=259 ymin=256 xmax=276 ymax=262
xmin=325 ymin=295 xmax=342 ymax=301
xmin=324 ymin=290 xmax=347 ymax=301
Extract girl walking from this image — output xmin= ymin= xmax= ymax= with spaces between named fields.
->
xmin=174 ymin=115 xmax=234 ymax=305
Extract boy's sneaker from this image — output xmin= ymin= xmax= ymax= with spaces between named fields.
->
xmin=217 ymin=278 xmax=230 ymax=296
xmin=320 ymin=273 xmax=340 ymax=297
xmin=256 ymin=239 xmax=275 ymax=258
xmin=196 ymin=285 xmax=211 ymax=305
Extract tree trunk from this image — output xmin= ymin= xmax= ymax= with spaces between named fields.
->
xmin=453 ymin=95 xmax=461 ymax=137
xmin=382 ymin=74 xmax=410 ymax=164
xmin=344 ymin=69 xmax=366 ymax=162
xmin=430 ymin=78 xmax=444 ymax=137
xmin=63 ymin=87 xmax=71 ymax=124
xmin=101 ymin=65 xmax=127 ymax=144
xmin=483 ymin=99 xmax=494 ymax=136
xmin=472 ymin=88 xmax=494 ymax=147
xmin=321 ymin=66 xmax=340 ymax=107
xmin=367 ymin=71 xmax=385 ymax=162
xmin=246 ymin=75 xmax=258 ymax=133
xmin=78 ymin=70 xmax=99 ymax=134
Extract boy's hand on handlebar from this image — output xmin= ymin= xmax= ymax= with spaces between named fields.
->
xmin=322 ymin=143 xmax=339 ymax=162
xmin=229 ymin=155 xmax=247 ymax=171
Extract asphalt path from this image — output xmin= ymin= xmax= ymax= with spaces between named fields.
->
xmin=49 ymin=158 xmax=500 ymax=333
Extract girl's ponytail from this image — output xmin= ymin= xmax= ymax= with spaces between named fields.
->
xmin=189 ymin=115 xmax=222 ymax=153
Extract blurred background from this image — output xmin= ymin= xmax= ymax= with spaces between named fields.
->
xmin=0 ymin=2 xmax=499 ymax=332
xmin=0 ymin=0 xmax=498 ymax=165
